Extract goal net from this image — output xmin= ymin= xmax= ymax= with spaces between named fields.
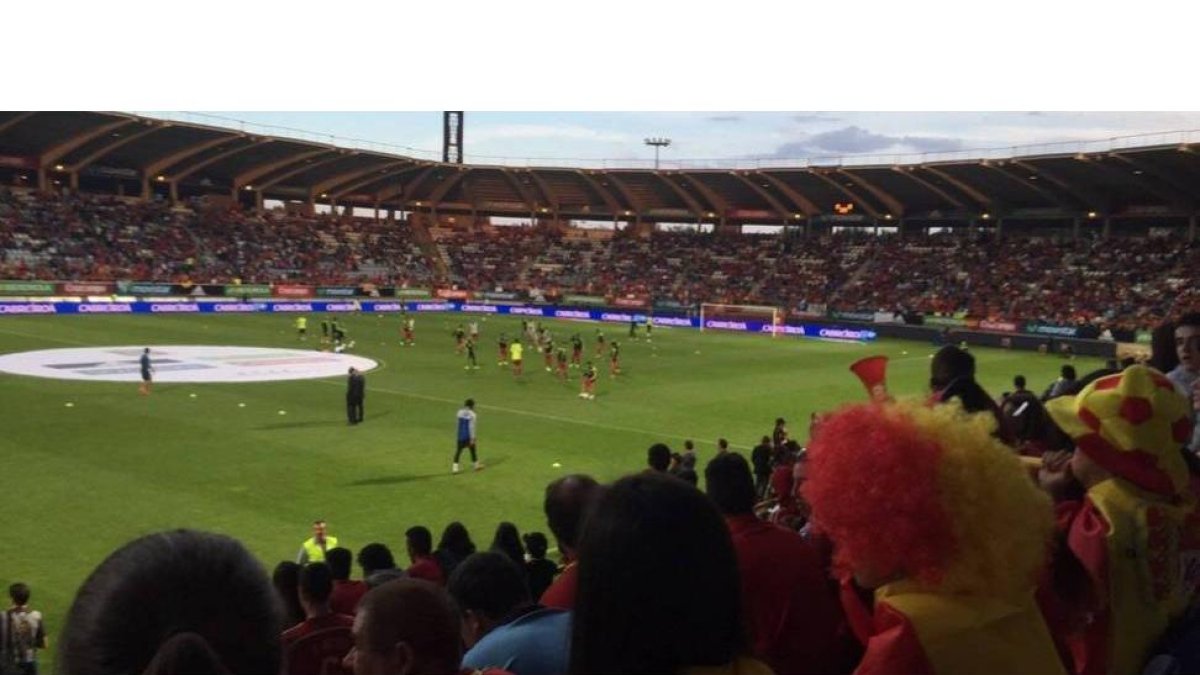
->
xmin=699 ymin=303 xmax=784 ymax=337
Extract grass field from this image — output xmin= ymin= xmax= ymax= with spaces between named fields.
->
xmin=0 ymin=311 xmax=1103 ymax=669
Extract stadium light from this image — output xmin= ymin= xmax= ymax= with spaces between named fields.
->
xmin=156 ymin=175 xmax=165 ymax=182
xmin=981 ymin=213 xmax=991 ymax=220
xmin=884 ymin=214 xmax=893 ymax=220
xmin=54 ymin=164 xmax=64 ymax=171
xmin=1088 ymin=211 xmax=1098 ymax=219
xmin=644 ymin=137 xmax=672 ymax=169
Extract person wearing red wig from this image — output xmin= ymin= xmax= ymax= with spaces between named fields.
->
xmin=803 ymin=400 xmax=1064 ymax=675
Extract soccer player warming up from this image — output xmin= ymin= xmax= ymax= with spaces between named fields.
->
xmin=295 ymin=315 xmax=308 ymax=341
xmin=609 ymin=340 xmax=621 ymax=376
xmin=556 ymin=346 xmax=569 ymax=382
xmin=402 ymin=315 xmax=415 ymax=347
xmin=454 ymin=324 xmax=466 ymax=354
xmin=571 ymin=332 xmax=583 ymax=368
xmin=543 ymin=338 xmax=556 ymax=372
xmin=497 ymin=332 xmax=509 ymax=366
xmin=579 ymin=361 xmax=597 ymax=400
xmin=509 ymin=338 xmax=524 ymax=377
xmin=453 ymin=398 xmax=483 ymax=473
xmin=595 ymin=328 xmax=606 ymax=357
xmin=464 ymin=337 xmax=479 ymax=370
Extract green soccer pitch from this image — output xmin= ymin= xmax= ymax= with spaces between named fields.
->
xmin=0 ymin=312 xmax=1102 ymax=668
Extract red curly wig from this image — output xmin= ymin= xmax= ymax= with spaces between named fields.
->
xmin=802 ymin=400 xmax=1053 ymax=597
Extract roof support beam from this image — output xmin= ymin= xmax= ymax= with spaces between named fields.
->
xmin=255 ymin=152 xmax=347 ymax=192
xmin=758 ymin=173 xmax=820 ymax=217
xmin=67 ymin=123 xmax=165 ymax=173
xmin=574 ymin=170 xmax=624 ymax=214
xmin=375 ymin=165 xmax=438 ymax=204
xmin=170 ymin=139 xmax=273 ymax=183
xmin=526 ymin=171 xmax=559 ymax=210
xmin=233 ymin=148 xmax=334 ymax=189
xmin=427 ymin=168 xmax=469 ymax=207
xmin=895 ymin=167 xmax=967 ymax=210
xmin=0 ymin=112 xmax=37 ymax=135
xmin=499 ymin=169 xmax=539 ymax=211
xmin=601 ymin=174 xmax=644 ymax=214
xmin=1010 ymin=159 xmax=1101 ymax=211
xmin=654 ymin=173 xmax=706 ymax=219
xmin=1104 ymin=154 xmax=1197 ymax=212
xmin=329 ymin=163 xmax=422 ymax=201
xmin=728 ymin=173 xmax=790 ymax=221
xmin=838 ymin=169 xmax=905 ymax=216
xmin=978 ymin=162 xmax=1073 ymax=209
xmin=142 ymin=135 xmax=234 ymax=180
xmin=920 ymin=166 xmax=995 ymax=211
xmin=41 ymin=119 xmax=137 ymax=168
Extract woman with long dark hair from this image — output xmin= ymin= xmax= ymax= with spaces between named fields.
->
xmin=569 ymin=472 xmax=767 ymax=675
xmin=433 ymin=521 xmax=476 ymax=578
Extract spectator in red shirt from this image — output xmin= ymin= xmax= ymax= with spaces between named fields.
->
xmin=282 ymin=562 xmax=355 ymax=646
xmin=705 ymin=452 xmax=848 ymax=675
xmin=539 ymin=474 xmax=601 ymax=610
xmin=405 ymin=526 xmax=445 ymax=586
xmin=327 ymin=547 xmax=369 ymax=616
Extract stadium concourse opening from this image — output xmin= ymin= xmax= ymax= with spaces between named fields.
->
xmin=0 ymin=345 xmax=378 ymax=382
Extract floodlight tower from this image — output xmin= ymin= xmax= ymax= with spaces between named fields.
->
xmin=644 ymin=137 xmax=672 ymax=169
xmin=444 ymin=112 xmax=464 ymax=164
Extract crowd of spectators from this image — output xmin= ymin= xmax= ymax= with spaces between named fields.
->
xmin=4 ymin=187 xmax=1199 ymax=329
xmin=0 ymin=189 xmax=434 ymax=287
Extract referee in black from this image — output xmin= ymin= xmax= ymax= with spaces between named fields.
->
xmin=346 ymin=367 xmax=365 ymax=424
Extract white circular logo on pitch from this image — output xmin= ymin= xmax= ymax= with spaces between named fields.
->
xmin=0 ymin=346 xmax=378 ymax=383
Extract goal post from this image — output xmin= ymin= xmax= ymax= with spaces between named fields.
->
xmin=699 ymin=303 xmax=784 ymax=337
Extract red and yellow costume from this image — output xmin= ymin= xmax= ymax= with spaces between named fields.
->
xmin=803 ymin=401 xmax=1065 ymax=675
xmin=1043 ymin=366 xmax=1200 ymax=675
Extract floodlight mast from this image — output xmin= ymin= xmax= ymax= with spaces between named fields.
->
xmin=644 ymin=137 xmax=672 ymax=169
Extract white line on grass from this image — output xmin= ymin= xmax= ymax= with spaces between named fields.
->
xmin=312 ymin=378 xmax=752 ymax=450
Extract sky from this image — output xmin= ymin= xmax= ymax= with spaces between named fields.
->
xmin=12 ymin=0 xmax=1200 ymax=168
xmin=142 ymin=111 xmax=1200 ymax=168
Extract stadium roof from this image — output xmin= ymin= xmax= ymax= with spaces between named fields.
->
xmin=1 ymin=111 xmax=1197 ymax=224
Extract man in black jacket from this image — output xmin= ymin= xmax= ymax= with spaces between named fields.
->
xmin=347 ymin=367 xmax=365 ymax=424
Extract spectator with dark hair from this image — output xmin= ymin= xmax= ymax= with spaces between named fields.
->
xmin=357 ymin=543 xmax=404 ymax=589
xmin=1043 ymin=364 xmax=1078 ymax=401
xmin=646 ymin=443 xmax=672 ymax=472
xmin=433 ymin=522 xmax=476 ymax=579
xmin=540 ymin=474 xmax=601 ymax=610
xmin=705 ymin=453 xmax=845 ymax=675
xmin=58 ymin=529 xmax=282 ymax=675
xmin=1168 ymin=311 xmax=1200 ymax=454
xmin=569 ymin=472 xmax=767 ymax=675
xmin=6 ymin=582 xmax=46 ymax=675
xmin=405 ymin=526 xmax=444 ymax=586
xmin=522 ymin=533 xmax=558 ymax=602
xmin=1149 ymin=320 xmax=1180 ymax=374
xmin=772 ymin=418 xmax=788 ymax=452
xmin=717 ymin=438 xmax=730 ymax=454
xmin=750 ymin=435 xmax=773 ymax=498
xmin=327 ymin=547 xmax=368 ymax=617
xmin=283 ymin=563 xmax=354 ymax=645
xmin=343 ymin=579 xmax=508 ymax=675
xmin=273 ymin=561 xmax=306 ymax=629
xmin=1013 ymin=375 xmax=1028 ymax=393
xmin=490 ymin=522 xmax=526 ymax=573
xmin=931 ymin=345 xmax=1012 ymax=443
xmin=449 ymin=552 xmax=570 ymax=675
